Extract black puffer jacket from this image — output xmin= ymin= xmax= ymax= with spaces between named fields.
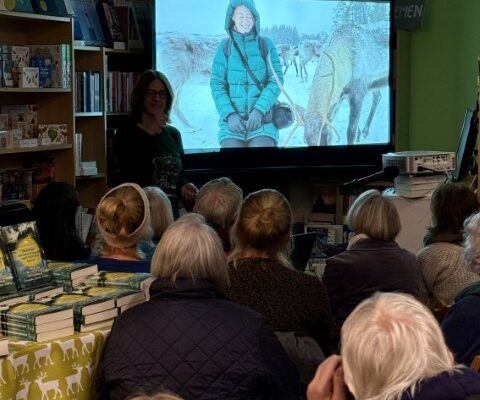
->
xmin=96 ymin=278 xmax=302 ymax=400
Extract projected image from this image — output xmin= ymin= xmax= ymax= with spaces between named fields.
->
xmin=155 ymin=0 xmax=390 ymax=152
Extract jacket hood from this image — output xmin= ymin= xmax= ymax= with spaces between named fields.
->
xmin=225 ymin=0 xmax=260 ymax=37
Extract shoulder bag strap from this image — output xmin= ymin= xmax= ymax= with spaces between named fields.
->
xmin=231 ymin=37 xmax=264 ymax=92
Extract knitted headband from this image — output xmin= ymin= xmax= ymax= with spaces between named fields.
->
xmin=96 ymin=182 xmax=150 ymax=249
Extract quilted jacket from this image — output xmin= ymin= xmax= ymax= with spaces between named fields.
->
xmin=96 ymin=278 xmax=302 ymax=400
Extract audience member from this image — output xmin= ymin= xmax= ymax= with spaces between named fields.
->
xmin=32 ymin=181 xmax=90 ymax=261
xmin=97 ymin=213 xmax=301 ymax=400
xmin=87 ymin=183 xmax=151 ymax=272
xmin=225 ymin=188 xmax=333 ymax=383
xmin=193 ymin=177 xmax=242 ymax=253
xmin=307 ymin=292 xmax=480 ymax=400
xmin=442 ymin=211 xmax=480 ymax=365
xmin=127 ymin=392 xmax=183 ymax=400
xmin=417 ymin=182 xmax=480 ymax=309
xmin=323 ymin=189 xmax=419 ymax=343
xmin=140 ymin=186 xmax=174 ymax=259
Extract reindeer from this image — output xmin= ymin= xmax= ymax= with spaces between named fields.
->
xmin=34 ymin=372 xmax=62 ymax=400
xmin=65 ymin=363 xmax=83 ymax=395
xmin=280 ymin=25 xmax=388 ymax=146
xmin=297 ymin=40 xmax=322 ymax=82
xmin=275 ymin=44 xmax=298 ymax=77
xmin=11 ymin=354 xmax=29 ymax=378
xmin=157 ymin=32 xmax=223 ymax=129
xmin=15 ymin=378 xmax=31 ymax=400
xmin=55 ymin=338 xmax=79 ymax=361
xmin=33 ymin=345 xmax=53 ymax=369
xmin=0 ymin=358 xmax=6 ymax=384
xmin=79 ymin=334 xmax=95 ymax=355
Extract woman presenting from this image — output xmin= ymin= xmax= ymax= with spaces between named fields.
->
xmin=114 ymin=70 xmax=197 ymax=217
xmin=210 ymin=0 xmax=284 ymax=148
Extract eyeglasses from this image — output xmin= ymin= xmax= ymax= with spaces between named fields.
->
xmin=145 ymin=90 xmax=168 ymax=99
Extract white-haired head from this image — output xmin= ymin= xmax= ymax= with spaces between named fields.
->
xmin=341 ymin=292 xmax=456 ymax=400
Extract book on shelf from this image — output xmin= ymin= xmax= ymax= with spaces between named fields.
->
xmin=2 ymin=325 xmax=74 ymax=342
xmin=1 ymin=221 xmax=52 ymax=291
xmin=70 ymin=0 xmax=107 ymax=47
xmin=30 ymin=0 xmax=69 ymax=17
xmin=78 ymin=318 xmax=114 ymax=332
xmin=1 ymin=315 xmax=73 ymax=334
xmin=75 ymin=306 xmax=118 ymax=325
xmin=0 ymin=236 xmax=17 ymax=295
xmin=24 ymin=284 xmax=64 ymax=301
xmin=0 ymin=302 xmax=73 ymax=326
xmin=77 ymin=285 xmax=145 ymax=308
xmin=45 ymin=292 xmax=116 ymax=316
xmin=119 ymin=300 xmax=142 ymax=313
xmin=97 ymin=0 xmax=125 ymax=48
xmin=85 ymin=271 xmax=154 ymax=292
xmin=0 ymin=0 xmax=34 ymax=12
xmin=48 ymin=260 xmax=98 ymax=290
xmin=0 ymin=292 xmax=30 ymax=306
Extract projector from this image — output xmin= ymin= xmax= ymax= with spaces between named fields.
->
xmin=382 ymin=151 xmax=456 ymax=174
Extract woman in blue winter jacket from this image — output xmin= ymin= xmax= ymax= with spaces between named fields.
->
xmin=210 ymin=0 xmax=284 ymax=148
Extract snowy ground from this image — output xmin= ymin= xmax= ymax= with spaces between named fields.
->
xmin=171 ymin=61 xmax=390 ymax=152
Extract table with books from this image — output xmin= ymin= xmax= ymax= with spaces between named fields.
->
xmin=0 ymin=329 xmax=109 ymax=400
xmin=0 ymin=220 xmax=154 ymax=399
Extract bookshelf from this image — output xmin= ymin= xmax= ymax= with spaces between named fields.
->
xmin=0 ymin=11 xmax=75 ymax=195
xmin=73 ymin=45 xmax=106 ymax=208
xmin=0 ymin=7 xmax=152 ymax=207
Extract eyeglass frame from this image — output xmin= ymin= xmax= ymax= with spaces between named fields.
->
xmin=144 ymin=89 xmax=169 ymax=99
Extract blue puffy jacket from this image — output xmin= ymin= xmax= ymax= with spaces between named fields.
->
xmin=210 ymin=0 xmax=283 ymax=144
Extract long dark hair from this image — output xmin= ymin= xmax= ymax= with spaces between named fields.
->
xmin=32 ymin=182 xmax=90 ymax=261
xmin=131 ymin=69 xmax=174 ymax=123
xmin=427 ymin=182 xmax=480 ymax=239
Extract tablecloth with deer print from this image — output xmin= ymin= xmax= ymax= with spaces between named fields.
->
xmin=0 ymin=329 xmax=109 ymax=399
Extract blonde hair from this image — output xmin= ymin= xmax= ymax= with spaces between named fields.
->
xmin=229 ymin=189 xmax=292 ymax=267
xmin=347 ymin=189 xmax=401 ymax=241
xmin=144 ymin=186 xmax=174 ymax=240
xmin=151 ymin=213 xmax=229 ymax=288
xmin=341 ymin=292 xmax=457 ymax=400
xmin=193 ymin=177 xmax=243 ymax=231
xmin=95 ymin=183 xmax=151 ymax=259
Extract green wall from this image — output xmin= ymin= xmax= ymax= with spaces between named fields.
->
xmin=397 ymin=0 xmax=480 ymax=151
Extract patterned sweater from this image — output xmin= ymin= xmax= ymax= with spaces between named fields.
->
xmin=223 ymin=258 xmax=333 ymax=354
xmin=417 ymin=242 xmax=480 ymax=309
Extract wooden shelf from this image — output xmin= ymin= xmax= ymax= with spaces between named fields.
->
xmin=105 ymin=48 xmax=148 ymax=55
xmin=107 ymin=112 xmax=130 ymax=116
xmin=75 ymin=112 xmax=103 ymax=117
xmin=0 ymin=144 xmax=72 ymax=155
xmin=0 ymin=87 xmax=70 ymax=93
xmin=0 ymin=11 xmax=70 ymax=22
xmin=74 ymin=45 xmax=102 ymax=52
xmin=76 ymin=173 xmax=107 ymax=180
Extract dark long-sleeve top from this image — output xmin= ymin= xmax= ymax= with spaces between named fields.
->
xmin=323 ymin=238 xmax=419 ymax=337
xmin=224 ymin=258 xmax=333 ymax=354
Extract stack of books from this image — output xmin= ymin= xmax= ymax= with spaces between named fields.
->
xmin=47 ymin=261 xmax=98 ymax=291
xmin=394 ymin=174 xmax=445 ymax=198
xmin=85 ymin=271 xmax=154 ymax=300
xmin=0 ymin=302 xmax=74 ymax=342
xmin=44 ymin=292 xmax=117 ymax=333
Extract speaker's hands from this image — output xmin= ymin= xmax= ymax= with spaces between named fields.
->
xmin=246 ymin=108 xmax=263 ymax=131
xmin=227 ymin=113 xmax=246 ymax=134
